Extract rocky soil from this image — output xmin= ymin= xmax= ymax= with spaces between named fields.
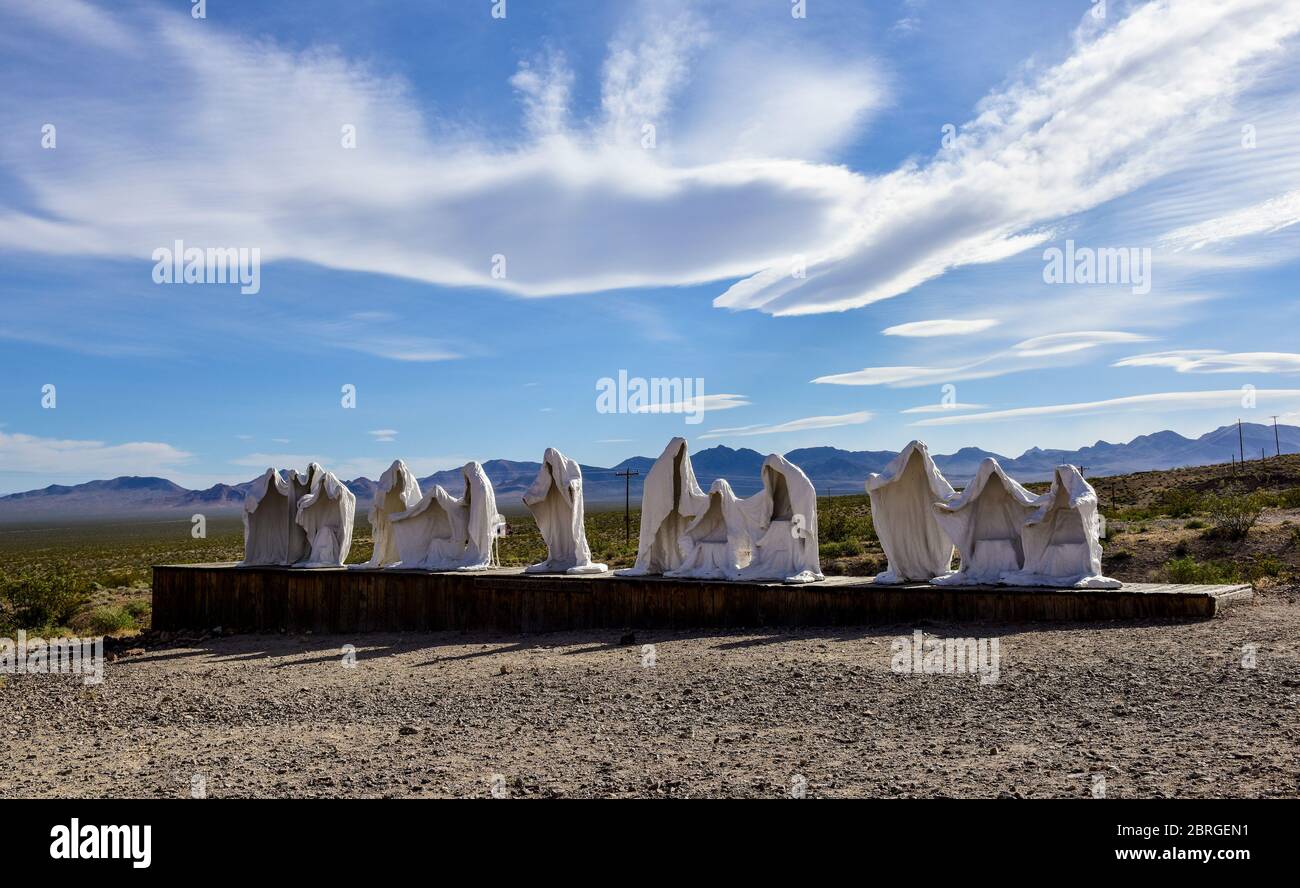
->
xmin=3 ymin=588 xmax=1297 ymax=798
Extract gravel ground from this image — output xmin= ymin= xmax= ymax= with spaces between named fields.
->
xmin=3 ymin=592 xmax=1298 ymax=799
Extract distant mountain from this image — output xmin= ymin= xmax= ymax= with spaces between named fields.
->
xmin=2 ymin=422 xmax=1297 ymax=519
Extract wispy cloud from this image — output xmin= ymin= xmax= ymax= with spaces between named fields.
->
xmin=900 ymin=402 xmax=988 ymax=414
xmin=882 ymin=319 xmax=999 ymax=338
xmin=699 ymin=410 xmax=872 ymax=439
xmin=368 ymin=429 xmax=398 ymax=443
xmin=632 ymin=393 xmax=750 ymax=414
xmin=911 ymin=389 xmax=1300 ymax=427
xmin=0 ymin=430 xmax=191 ymax=475
xmin=1114 ymin=350 xmax=1300 ymax=374
xmin=1160 ymin=188 xmax=1300 ymax=251
xmin=715 ymin=0 xmax=1300 ymax=315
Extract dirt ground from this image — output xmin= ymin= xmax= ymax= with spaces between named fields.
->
xmin=3 ymin=588 xmax=1297 ymax=799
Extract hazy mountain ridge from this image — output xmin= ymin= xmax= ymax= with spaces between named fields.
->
xmin=2 ymin=422 xmax=1296 ymax=519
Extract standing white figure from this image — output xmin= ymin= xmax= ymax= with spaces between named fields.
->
xmin=1003 ymin=465 xmax=1120 ymax=588
xmin=931 ymin=458 xmax=1037 ymax=585
xmin=285 ymin=463 xmax=321 ymax=565
xmin=522 ymin=448 xmax=607 ymax=574
xmin=666 ymin=478 xmax=752 ymax=580
xmin=240 ymin=468 xmax=293 ymax=565
xmin=735 ymin=454 xmax=823 ymax=584
xmin=294 ymin=469 xmax=356 ymax=567
xmin=455 ymin=461 xmax=500 ymax=571
xmin=363 ymin=459 xmax=422 ymax=569
xmin=866 ymin=441 xmax=957 ymax=583
xmin=617 ymin=437 xmax=710 ymax=576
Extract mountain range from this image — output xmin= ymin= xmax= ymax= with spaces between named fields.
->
xmin=1 ymin=422 xmax=1296 ymax=520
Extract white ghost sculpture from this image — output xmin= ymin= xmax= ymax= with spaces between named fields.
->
xmin=522 ymin=448 xmax=607 ymax=574
xmin=735 ymin=454 xmax=823 ymax=584
xmin=240 ymin=463 xmax=319 ymax=565
xmin=455 ymin=461 xmax=501 ymax=571
xmin=363 ymin=459 xmax=422 ymax=569
xmin=1003 ymin=465 xmax=1120 ymax=588
xmin=294 ymin=468 xmax=356 ymax=567
xmin=665 ymin=479 xmax=752 ymax=580
xmin=390 ymin=484 xmax=468 ymax=570
xmin=866 ymin=441 xmax=957 ymax=583
xmin=617 ymin=437 xmax=710 ymax=576
xmin=931 ymin=458 xmax=1037 ymax=585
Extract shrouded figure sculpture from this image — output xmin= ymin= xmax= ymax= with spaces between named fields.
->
xmin=294 ymin=468 xmax=355 ymax=567
xmin=931 ymin=458 xmax=1036 ymax=585
xmin=390 ymin=485 xmax=466 ymax=569
xmin=1003 ymin=465 xmax=1120 ymax=588
xmin=866 ymin=441 xmax=956 ymax=583
xmin=389 ymin=461 xmax=501 ymax=570
xmin=240 ymin=463 xmax=320 ymax=566
xmin=522 ymin=448 xmax=607 ymax=574
xmin=618 ymin=437 xmax=709 ymax=576
xmin=666 ymin=478 xmax=751 ymax=580
xmin=363 ymin=460 xmax=422 ymax=569
xmin=736 ymin=454 xmax=823 ymax=584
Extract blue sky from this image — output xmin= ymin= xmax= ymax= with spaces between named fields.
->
xmin=2 ymin=0 xmax=1300 ymax=493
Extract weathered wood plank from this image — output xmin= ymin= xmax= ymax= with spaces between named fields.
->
xmin=150 ymin=564 xmax=1252 ymax=635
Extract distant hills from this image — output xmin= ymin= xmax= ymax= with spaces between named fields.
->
xmin=1 ymin=421 xmax=1296 ymax=520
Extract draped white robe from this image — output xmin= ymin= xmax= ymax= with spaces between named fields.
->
xmin=522 ymin=448 xmax=607 ymax=574
xmin=866 ymin=441 xmax=956 ymax=583
xmin=362 ymin=460 xmax=422 ymax=569
xmin=294 ymin=468 xmax=356 ymax=567
xmin=931 ymin=458 xmax=1037 ymax=586
xmin=735 ymin=454 xmax=823 ymax=584
xmin=665 ymin=478 xmax=752 ymax=580
xmin=618 ymin=437 xmax=710 ymax=576
xmin=1003 ymin=465 xmax=1120 ymax=588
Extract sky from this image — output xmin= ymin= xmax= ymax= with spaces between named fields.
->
xmin=1 ymin=0 xmax=1299 ymax=493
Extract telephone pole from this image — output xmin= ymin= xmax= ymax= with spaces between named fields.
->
xmin=614 ymin=469 xmax=640 ymax=544
xmin=1237 ymin=418 xmax=1245 ymax=465
xmin=1271 ymin=415 xmax=1281 ymax=457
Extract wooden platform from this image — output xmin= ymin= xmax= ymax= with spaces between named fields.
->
xmin=150 ymin=564 xmax=1252 ymax=634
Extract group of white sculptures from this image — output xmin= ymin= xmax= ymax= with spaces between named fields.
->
xmin=240 ymin=437 xmax=1118 ymax=589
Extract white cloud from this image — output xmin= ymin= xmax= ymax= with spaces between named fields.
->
xmin=699 ymin=411 xmax=872 ymax=439
xmin=882 ymin=319 xmax=999 ymax=338
xmin=911 ymin=389 xmax=1300 ymax=427
xmin=632 ymin=393 xmax=750 ymax=414
xmin=1114 ymin=350 xmax=1300 ymax=374
xmin=368 ymin=429 xmax=398 ymax=443
xmin=230 ymin=452 xmax=467 ymax=480
xmin=0 ymin=430 xmax=191 ymax=475
xmin=814 ymin=330 xmax=1148 ymax=387
xmin=716 ymin=0 xmax=1300 ymax=315
xmin=1010 ymin=331 xmax=1152 ymax=357
xmin=900 ymin=403 xmax=988 ymax=414
xmin=1160 ymin=188 xmax=1300 ymax=251
xmin=0 ymin=5 xmax=873 ymax=300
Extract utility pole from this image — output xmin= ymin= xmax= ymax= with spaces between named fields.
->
xmin=1271 ymin=415 xmax=1281 ymax=457
xmin=615 ymin=469 xmax=640 ymax=544
xmin=1237 ymin=418 xmax=1245 ymax=465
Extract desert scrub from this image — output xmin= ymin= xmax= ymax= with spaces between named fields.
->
xmin=84 ymin=605 xmax=138 ymax=635
xmin=1162 ymin=556 xmax=1241 ymax=585
xmin=1158 ymin=488 xmax=1203 ymax=518
xmin=0 ymin=571 xmax=90 ymax=635
xmin=1202 ymin=492 xmax=1265 ymax=541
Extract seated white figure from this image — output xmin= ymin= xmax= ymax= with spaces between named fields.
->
xmin=285 ymin=463 xmax=321 ymax=565
xmin=866 ymin=441 xmax=957 ymax=584
xmin=666 ymin=479 xmax=751 ymax=580
xmin=362 ymin=460 xmax=422 ymax=569
xmin=931 ymin=458 xmax=1037 ymax=585
xmin=294 ymin=468 xmax=356 ymax=567
xmin=1003 ymin=465 xmax=1121 ymax=588
xmin=617 ymin=437 xmax=710 ymax=576
xmin=522 ymin=448 xmax=607 ymax=574
xmin=735 ymin=454 xmax=823 ymax=584
xmin=389 ymin=485 xmax=468 ymax=569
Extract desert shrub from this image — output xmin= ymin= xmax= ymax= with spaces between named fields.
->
xmin=1202 ymin=492 xmax=1265 ymax=541
xmin=0 ymin=572 xmax=90 ymax=634
xmin=1245 ymin=557 xmax=1286 ymax=581
xmin=123 ymin=599 xmax=152 ymax=619
xmin=820 ymin=540 xmax=862 ymax=559
xmin=1105 ymin=550 xmax=1133 ymax=562
xmin=1162 ymin=556 xmax=1239 ymax=585
xmin=1172 ymin=540 xmax=1189 ymax=557
xmin=1158 ymin=488 xmax=1203 ymax=518
xmin=1184 ymin=519 xmax=1206 ymax=530
xmin=819 ymin=507 xmax=876 ymax=544
xmin=85 ymin=606 xmax=137 ymax=635
xmin=1276 ymin=487 xmax=1300 ymax=509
